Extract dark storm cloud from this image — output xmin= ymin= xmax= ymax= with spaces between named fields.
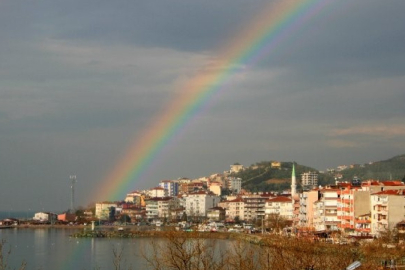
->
xmin=0 ymin=0 xmax=268 ymax=51
xmin=0 ymin=0 xmax=404 ymax=210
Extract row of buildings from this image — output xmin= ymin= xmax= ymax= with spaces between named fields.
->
xmin=93 ymin=163 xmax=405 ymax=237
xmin=296 ymin=180 xmax=405 ymax=237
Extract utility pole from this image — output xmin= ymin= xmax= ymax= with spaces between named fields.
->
xmin=70 ymin=175 xmax=77 ymax=214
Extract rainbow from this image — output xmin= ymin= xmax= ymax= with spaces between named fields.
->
xmin=94 ymin=0 xmax=334 ymax=201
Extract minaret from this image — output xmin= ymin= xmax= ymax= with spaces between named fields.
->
xmin=291 ymin=163 xmax=297 ymax=197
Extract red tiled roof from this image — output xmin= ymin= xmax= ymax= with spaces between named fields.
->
xmin=151 ymin=187 xmax=165 ymax=190
xmin=382 ymin=181 xmax=404 ymax=186
xmin=267 ymin=196 xmax=292 ymax=203
xmin=228 ymin=197 xmax=244 ymax=203
xmin=372 ymin=189 xmax=405 ymax=196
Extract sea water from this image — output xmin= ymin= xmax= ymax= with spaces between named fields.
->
xmin=0 ymin=228 xmax=149 ymax=270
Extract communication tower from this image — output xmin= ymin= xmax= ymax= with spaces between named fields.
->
xmin=70 ymin=175 xmax=77 ymax=213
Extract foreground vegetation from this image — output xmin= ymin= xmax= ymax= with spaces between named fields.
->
xmin=140 ymin=231 xmax=405 ymax=270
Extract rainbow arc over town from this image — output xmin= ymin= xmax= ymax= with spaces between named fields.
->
xmin=94 ymin=0 xmax=335 ymax=202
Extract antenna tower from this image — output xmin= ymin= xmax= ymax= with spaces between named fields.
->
xmin=70 ymin=175 xmax=77 ymax=213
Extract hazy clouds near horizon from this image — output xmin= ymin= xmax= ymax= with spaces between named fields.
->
xmin=1 ymin=0 xmax=405 ymax=211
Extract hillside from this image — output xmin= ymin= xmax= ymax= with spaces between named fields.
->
xmin=231 ymin=154 xmax=405 ymax=193
xmin=336 ymin=154 xmax=405 ymax=181
xmin=231 ymin=161 xmax=334 ymax=192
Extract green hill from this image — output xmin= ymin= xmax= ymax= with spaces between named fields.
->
xmin=231 ymin=154 xmax=405 ymax=193
xmin=336 ymin=154 xmax=405 ymax=181
xmin=231 ymin=161 xmax=334 ymax=192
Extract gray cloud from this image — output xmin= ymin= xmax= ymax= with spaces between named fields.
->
xmin=0 ymin=0 xmax=404 ymax=211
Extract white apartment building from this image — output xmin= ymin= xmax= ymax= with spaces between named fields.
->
xmin=301 ymin=171 xmax=318 ymax=188
xmin=313 ymin=189 xmax=339 ymax=232
xmin=148 ymin=187 xmax=168 ymax=198
xmin=227 ymin=177 xmax=242 ymax=194
xmin=209 ymin=181 xmax=222 ymax=196
xmin=124 ymin=190 xmax=143 ymax=206
xmin=145 ymin=197 xmax=179 ymax=220
xmin=224 ymin=197 xmax=245 ymax=221
xmin=370 ymin=189 xmax=405 ymax=236
xmin=159 ymin=180 xmax=179 ymax=197
xmin=33 ymin=212 xmax=57 ymax=222
xmin=95 ymin=202 xmax=118 ymax=219
xmin=184 ymin=191 xmax=221 ymax=217
xmin=265 ymin=196 xmax=293 ymax=220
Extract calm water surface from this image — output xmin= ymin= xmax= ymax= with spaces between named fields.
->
xmin=0 ymin=228 xmax=150 ymax=270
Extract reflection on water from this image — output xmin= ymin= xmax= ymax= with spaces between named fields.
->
xmin=0 ymin=228 xmax=184 ymax=269
xmin=0 ymin=228 xmax=238 ymax=270
xmin=0 ymin=228 xmax=143 ymax=269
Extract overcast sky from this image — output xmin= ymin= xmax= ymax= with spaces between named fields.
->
xmin=1 ymin=0 xmax=405 ymax=212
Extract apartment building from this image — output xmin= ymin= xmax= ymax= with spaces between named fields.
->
xmin=33 ymin=212 xmax=57 ymax=222
xmin=179 ymin=181 xmax=205 ymax=194
xmin=301 ymin=171 xmax=318 ymax=188
xmin=370 ymin=189 xmax=405 ymax=236
xmin=184 ymin=191 xmax=221 ymax=218
xmin=361 ymin=180 xmax=405 ymax=193
xmin=313 ymin=189 xmax=339 ymax=232
xmin=207 ymin=207 xmax=226 ymax=221
xmin=209 ymin=181 xmax=222 ymax=196
xmin=298 ymin=189 xmax=319 ymax=229
xmin=148 ymin=187 xmax=168 ymax=198
xmin=159 ymin=180 xmax=179 ymax=197
xmin=145 ymin=197 xmax=180 ymax=220
xmin=242 ymin=194 xmax=268 ymax=221
xmin=227 ymin=177 xmax=242 ymax=194
xmin=95 ymin=202 xmax=118 ymax=220
xmin=265 ymin=196 xmax=293 ymax=220
xmin=337 ymin=185 xmax=370 ymax=232
xmin=124 ymin=190 xmax=144 ymax=207
xmin=222 ymin=197 xmax=245 ymax=221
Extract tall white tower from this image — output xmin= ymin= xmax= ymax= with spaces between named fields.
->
xmin=291 ymin=163 xmax=297 ymax=197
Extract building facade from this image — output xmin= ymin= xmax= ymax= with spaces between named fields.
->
xmin=159 ymin=180 xmax=179 ymax=197
xmin=301 ymin=171 xmax=318 ymax=188
xmin=184 ymin=191 xmax=221 ymax=218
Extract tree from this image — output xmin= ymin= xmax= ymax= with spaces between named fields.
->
xmin=266 ymin=214 xmax=289 ymax=233
xmin=119 ymin=214 xmax=131 ymax=224
xmin=142 ymin=231 xmax=227 ymax=270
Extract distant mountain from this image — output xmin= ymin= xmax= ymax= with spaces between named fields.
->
xmin=337 ymin=154 xmax=405 ymax=182
xmin=231 ymin=154 xmax=405 ymax=193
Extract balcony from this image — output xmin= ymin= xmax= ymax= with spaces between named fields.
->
xmin=355 ymin=219 xmax=371 ymax=224
xmin=325 ymin=220 xmax=340 ymax=225
xmin=377 ymin=219 xmax=388 ymax=225
xmin=339 ymin=224 xmax=353 ymax=229
xmin=375 ymin=208 xmax=388 ymax=215
xmin=355 ymin=228 xmax=371 ymax=233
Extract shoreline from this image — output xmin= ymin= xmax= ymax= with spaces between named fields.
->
xmin=8 ymin=224 xmax=264 ymax=243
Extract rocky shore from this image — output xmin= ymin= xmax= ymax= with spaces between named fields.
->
xmin=70 ymin=229 xmax=264 ymax=244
